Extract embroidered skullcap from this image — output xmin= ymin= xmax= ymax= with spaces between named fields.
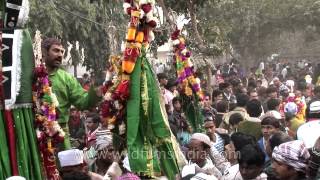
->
xmin=190 ymin=133 xmax=212 ymax=148
xmin=272 ymin=140 xmax=310 ymax=172
xmin=58 ymin=149 xmax=84 ymax=167
xmin=310 ymin=101 xmax=320 ymax=114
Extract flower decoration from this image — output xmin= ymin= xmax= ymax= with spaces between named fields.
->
xmin=122 ymin=0 xmax=157 ymax=74
xmin=99 ymin=0 xmax=159 ymax=133
xmin=171 ymin=29 xmax=204 ymax=100
xmin=100 ymin=56 xmax=127 ymax=131
xmin=32 ymin=64 xmax=64 ymax=179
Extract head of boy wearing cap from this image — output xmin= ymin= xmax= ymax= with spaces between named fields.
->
xmin=187 ymin=133 xmax=212 ymax=167
xmin=58 ymin=149 xmax=87 ymax=175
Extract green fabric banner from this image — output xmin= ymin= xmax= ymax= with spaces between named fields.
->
xmin=13 ymin=108 xmax=43 ymax=180
xmin=0 ymin=111 xmax=11 ymax=179
xmin=127 ymin=50 xmax=179 ymax=179
xmin=181 ymin=94 xmax=204 ymax=133
xmin=16 ymin=29 xmax=35 ymax=103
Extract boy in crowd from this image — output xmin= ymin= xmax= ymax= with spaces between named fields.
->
xmin=85 ymin=113 xmax=100 ymax=148
xmin=258 ymin=116 xmax=280 ymax=162
xmin=168 ymin=97 xmax=191 ymax=146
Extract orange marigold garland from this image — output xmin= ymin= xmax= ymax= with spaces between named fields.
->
xmin=122 ymin=0 xmax=157 ymax=74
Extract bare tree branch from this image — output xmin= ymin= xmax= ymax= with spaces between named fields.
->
xmin=188 ymin=0 xmax=206 ymax=50
xmin=157 ymin=0 xmax=176 ymax=31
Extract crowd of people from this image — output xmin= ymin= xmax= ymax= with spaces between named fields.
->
xmin=8 ymin=44 xmax=320 ymax=180
xmin=46 ymin=58 xmax=320 ymax=180
xmin=156 ymin=60 xmax=320 ymax=180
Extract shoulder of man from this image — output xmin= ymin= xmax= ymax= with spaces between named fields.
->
xmin=57 ymin=68 xmax=75 ymax=77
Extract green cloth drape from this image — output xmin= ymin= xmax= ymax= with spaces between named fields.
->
xmin=181 ymin=94 xmax=204 ymax=133
xmin=0 ymin=111 xmax=11 ymax=179
xmin=16 ymin=29 xmax=34 ymax=103
xmin=0 ymin=108 xmax=42 ymax=180
xmin=127 ymin=50 xmax=179 ymax=180
xmin=13 ymin=108 xmax=43 ymax=180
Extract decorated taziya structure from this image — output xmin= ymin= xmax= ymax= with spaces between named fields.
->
xmin=0 ymin=0 xmax=43 ymax=179
xmin=99 ymin=0 xmax=185 ymax=179
xmin=171 ymin=28 xmax=205 ymax=133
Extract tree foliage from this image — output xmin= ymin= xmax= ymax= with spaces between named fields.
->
xmin=159 ymin=0 xmax=320 ymax=66
xmin=27 ymin=0 xmax=126 ymax=76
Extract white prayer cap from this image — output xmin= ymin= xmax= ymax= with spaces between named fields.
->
xmin=191 ymin=173 xmax=217 ymax=180
xmin=190 ymin=133 xmax=212 ymax=147
xmin=285 ymin=80 xmax=294 ymax=87
xmin=262 ymin=110 xmax=282 ymax=120
xmin=58 ymin=149 xmax=84 ymax=167
xmin=6 ymin=176 xmax=26 ymax=180
xmin=310 ymin=101 xmax=320 ymax=114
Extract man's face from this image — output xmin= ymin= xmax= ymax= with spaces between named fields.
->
xmin=250 ymin=92 xmax=259 ymax=100
xmin=203 ymin=96 xmax=212 ymax=107
xmin=273 ymin=79 xmax=280 ymax=87
xmin=44 ymin=44 xmax=65 ymax=69
xmin=256 ymin=82 xmax=262 ymax=87
xmin=173 ymin=101 xmax=181 ymax=111
xmin=226 ymin=86 xmax=233 ymax=94
xmin=268 ymin=92 xmax=278 ymax=99
xmin=204 ymin=121 xmax=216 ymax=138
xmin=187 ymin=139 xmax=207 ymax=165
xmin=239 ymin=163 xmax=263 ymax=180
xmin=160 ymin=78 xmax=168 ymax=86
xmin=215 ymin=93 xmax=224 ymax=103
xmin=295 ymin=90 xmax=302 ymax=97
xmin=85 ymin=118 xmax=98 ymax=131
xmin=272 ymin=159 xmax=295 ymax=179
xmin=261 ymin=125 xmax=278 ymax=139
xmin=224 ymin=142 xmax=237 ymax=162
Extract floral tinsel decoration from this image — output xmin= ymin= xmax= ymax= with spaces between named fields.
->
xmin=101 ymin=55 xmax=127 ymax=132
xmin=122 ymin=0 xmax=157 ymax=74
xmin=99 ymin=0 xmax=158 ymax=132
xmin=171 ymin=29 xmax=204 ymax=100
xmin=32 ymin=63 xmax=64 ymax=180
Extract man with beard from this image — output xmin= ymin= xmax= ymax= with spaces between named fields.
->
xmin=42 ymin=38 xmax=102 ymax=150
